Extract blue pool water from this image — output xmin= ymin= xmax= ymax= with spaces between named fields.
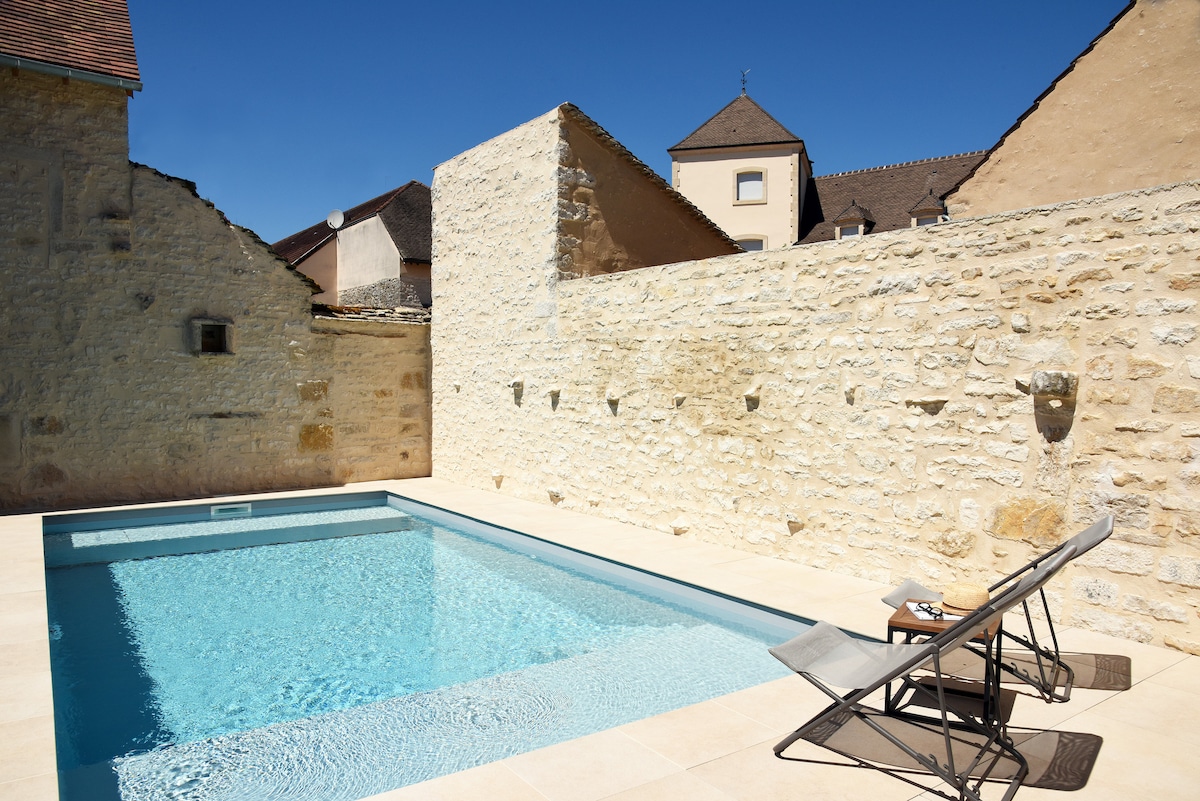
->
xmin=45 ymin=496 xmax=806 ymax=801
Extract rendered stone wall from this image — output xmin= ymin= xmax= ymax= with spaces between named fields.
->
xmin=948 ymin=0 xmax=1200 ymax=218
xmin=0 ymin=71 xmax=430 ymax=511
xmin=432 ymin=166 xmax=1200 ymax=651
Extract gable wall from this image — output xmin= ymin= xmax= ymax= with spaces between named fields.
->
xmin=948 ymin=0 xmax=1200 ymax=218
xmin=432 ymin=157 xmax=1200 ymax=651
xmin=0 ymin=71 xmax=430 ymax=511
xmin=336 ymin=215 xmax=401 ymax=290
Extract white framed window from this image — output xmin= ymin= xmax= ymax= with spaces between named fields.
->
xmin=737 ymin=238 xmax=765 ymax=251
xmin=836 ymin=224 xmax=862 ymax=240
xmin=734 ymin=170 xmax=765 ymax=204
xmin=913 ymin=215 xmax=941 ymax=227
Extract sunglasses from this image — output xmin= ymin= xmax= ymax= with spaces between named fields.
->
xmin=916 ymin=601 xmax=944 ymax=619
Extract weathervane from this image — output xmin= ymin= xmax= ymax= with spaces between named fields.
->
xmin=740 ymin=69 xmax=750 ymax=95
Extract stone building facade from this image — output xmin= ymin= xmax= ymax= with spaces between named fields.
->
xmin=0 ymin=67 xmax=430 ymax=512
xmin=432 ymin=105 xmax=1200 ymax=651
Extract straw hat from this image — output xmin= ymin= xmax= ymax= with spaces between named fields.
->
xmin=941 ymin=582 xmax=990 ymax=612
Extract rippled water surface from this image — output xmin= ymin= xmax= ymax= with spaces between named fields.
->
xmin=47 ymin=507 xmax=797 ymax=800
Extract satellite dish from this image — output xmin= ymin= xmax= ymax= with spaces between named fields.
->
xmin=326 ymin=209 xmax=344 ymax=230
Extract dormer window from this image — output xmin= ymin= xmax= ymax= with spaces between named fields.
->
xmin=833 ymin=200 xmax=873 ymax=240
xmin=735 ymin=170 xmax=765 ymax=204
xmin=909 ymin=189 xmax=947 ymax=228
xmin=737 ymin=237 xmax=765 ymax=251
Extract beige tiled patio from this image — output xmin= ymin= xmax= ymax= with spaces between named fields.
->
xmin=2 ymin=477 xmax=1198 ymax=800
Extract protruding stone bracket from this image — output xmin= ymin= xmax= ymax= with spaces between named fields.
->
xmin=548 ymin=387 xmax=560 ymax=410
xmin=1029 ymin=369 xmax=1078 ymax=443
xmin=509 ymin=378 xmax=524 ymax=406
xmin=905 ymin=397 xmax=948 ymax=416
xmin=606 ymin=386 xmax=622 ymax=415
xmin=744 ymin=382 xmax=762 ymax=412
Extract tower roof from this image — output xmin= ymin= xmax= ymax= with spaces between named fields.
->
xmin=669 ymin=94 xmax=803 ymax=152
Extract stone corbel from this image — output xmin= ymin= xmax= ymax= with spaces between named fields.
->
xmin=1029 ymin=369 xmax=1078 ymax=443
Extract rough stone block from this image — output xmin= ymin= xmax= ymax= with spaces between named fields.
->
xmin=986 ymin=498 xmax=1064 ymax=547
xmin=1153 ymin=384 xmax=1200 ymax=413
xmin=1159 ymin=555 xmax=1200 ymax=588
xmin=1072 ymin=576 xmax=1119 ymax=605
xmin=299 ymin=423 xmax=335 ymax=452
xmin=1075 ymin=542 xmax=1155 ymax=575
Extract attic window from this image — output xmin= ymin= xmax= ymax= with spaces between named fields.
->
xmin=836 ymin=224 xmax=862 ymax=239
xmin=737 ymin=238 xmax=765 ymax=251
xmin=914 ymin=215 xmax=941 ymax=227
xmin=189 ymin=317 xmax=234 ymax=355
xmin=735 ymin=171 xmax=765 ymax=204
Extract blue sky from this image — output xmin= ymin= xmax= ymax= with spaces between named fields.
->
xmin=125 ymin=0 xmax=1131 ymax=245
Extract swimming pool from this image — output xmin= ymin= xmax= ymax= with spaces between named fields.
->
xmin=44 ymin=492 xmax=810 ymax=800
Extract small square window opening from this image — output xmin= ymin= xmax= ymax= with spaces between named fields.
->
xmin=200 ymin=324 xmax=229 ymax=354
xmin=189 ymin=317 xmax=234 ymax=355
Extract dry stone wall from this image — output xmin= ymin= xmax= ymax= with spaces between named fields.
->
xmin=432 ymin=166 xmax=1200 ymax=651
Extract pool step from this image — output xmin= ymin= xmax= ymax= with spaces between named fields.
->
xmin=44 ymin=511 xmax=417 ymax=567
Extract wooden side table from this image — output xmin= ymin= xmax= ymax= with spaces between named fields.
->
xmin=884 ymin=600 xmax=1012 ymax=725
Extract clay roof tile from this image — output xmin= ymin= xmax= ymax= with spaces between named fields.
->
xmin=0 ymin=0 xmax=139 ymax=83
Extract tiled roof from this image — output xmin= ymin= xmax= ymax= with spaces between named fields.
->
xmin=312 ymin=304 xmax=431 ymax=326
xmin=378 ymin=182 xmax=431 ymax=264
xmin=797 ymin=152 xmax=986 ymax=244
xmin=271 ymin=181 xmax=431 ymax=266
xmin=0 ymin=0 xmax=139 ymax=83
xmin=669 ymin=94 xmax=803 ymax=152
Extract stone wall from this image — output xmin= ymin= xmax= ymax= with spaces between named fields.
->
xmin=432 ymin=159 xmax=1200 ymax=651
xmin=0 ymin=70 xmax=430 ymax=511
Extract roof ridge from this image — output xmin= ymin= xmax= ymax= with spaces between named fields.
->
xmin=668 ymin=93 xmax=803 ymax=152
xmin=817 ymin=151 xmax=989 ymax=179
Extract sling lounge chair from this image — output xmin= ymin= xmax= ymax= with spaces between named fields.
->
xmin=880 ymin=516 xmax=1116 ymax=702
xmin=770 ymin=545 xmax=1078 ymax=801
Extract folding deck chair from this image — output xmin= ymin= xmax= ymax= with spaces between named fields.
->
xmin=880 ymin=516 xmax=1116 ymax=702
xmin=770 ymin=545 xmax=1079 ymax=801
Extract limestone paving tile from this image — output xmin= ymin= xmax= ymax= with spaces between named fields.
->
xmin=597 ymin=770 xmax=737 ymax=801
xmin=618 ymin=698 xmax=778 ymax=769
xmin=0 ymin=772 xmax=58 ymax=801
xmin=0 ymin=590 xmax=48 ymax=647
xmin=687 ymin=736 xmax=918 ymax=801
xmin=706 ymin=675 xmax=827 ymax=736
xmin=360 ymin=760 xmax=549 ymax=801
xmin=1084 ymin=677 xmax=1200 ymax=748
xmin=0 ymin=714 xmax=56 ymax=786
xmin=1009 ymin=711 xmax=1200 ymax=801
xmin=1140 ymin=654 xmax=1200 ymax=694
xmin=502 ymin=728 xmax=681 ymax=801
xmin=0 ymin=671 xmax=53 ymax=724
